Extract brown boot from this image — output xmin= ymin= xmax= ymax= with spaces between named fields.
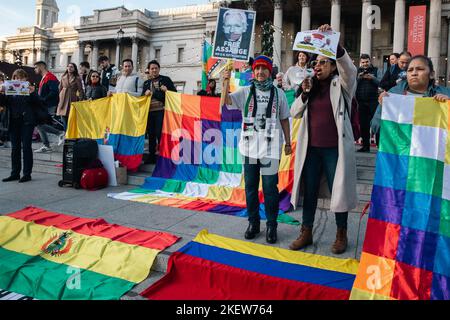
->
xmin=289 ymin=226 xmax=313 ymax=250
xmin=331 ymin=228 xmax=348 ymax=254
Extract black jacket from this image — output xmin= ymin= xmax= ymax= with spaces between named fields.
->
xmin=380 ymin=64 xmax=405 ymax=91
xmin=38 ymin=72 xmax=60 ymax=108
xmin=142 ymin=75 xmax=177 ymax=104
xmin=100 ymin=64 xmax=119 ymax=89
xmin=356 ymin=66 xmax=379 ymax=103
xmin=0 ymin=92 xmax=45 ymax=126
xmin=86 ymin=85 xmax=108 ymax=101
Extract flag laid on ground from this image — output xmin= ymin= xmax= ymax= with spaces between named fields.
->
xmin=0 ymin=207 xmax=179 ymax=300
xmin=66 ymin=93 xmax=151 ymax=172
xmin=141 ymin=230 xmax=359 ymax=300
xmin=111 ymin=91 xmax=300 ymax=225
xmin=351 ymin=95 xmax=450 ymax=300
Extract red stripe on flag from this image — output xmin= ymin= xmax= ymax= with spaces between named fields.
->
xmin=115 ymin=154 xmax=143 ymax=173
xmin=7 ymin=207 xmax=180 ymax=250
xmin=141 ymin=252 xmax=350 ymax=300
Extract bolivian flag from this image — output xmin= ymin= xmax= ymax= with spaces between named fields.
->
xmin=67 ymin=93 xmax=151 ymax=172
xmin=0 ymin=207 xmax=179 ymax=300
xmin=142 ymin=230 xmax=359 ymax=300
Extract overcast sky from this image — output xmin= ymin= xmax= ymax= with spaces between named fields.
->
xmin=0 ymin=0 xmax=211 ymax=38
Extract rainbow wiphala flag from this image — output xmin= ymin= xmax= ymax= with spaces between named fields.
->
xmin=67 ymin=93 xmax=151 ymax=172
xmin=0 ymin=207 xmax=179 ymax=300
xmin=229 ymin=70 xmax=253 ymax=93
xmin=351 ymin=95 xmax=450 ymax=300
xmin=112 ymin=91 xmax=299 ymax=224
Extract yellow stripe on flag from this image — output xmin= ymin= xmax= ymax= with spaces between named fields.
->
xmin=349 ymin=287 xmax=394 ymax=300
xmin=110 ymin=94 xmax=150 ymax=137
xmin=67 ymin=93 xmax=150 ymax=139
xmin=194 ymin=230 xmax=359 ymax=275
xmin=165 ymin=91 xmax=183 ymax=115
xmin=67 ymin=98 xmax=110 ymax=139
xmin=0 ymin=216 xmax=158 ymax=283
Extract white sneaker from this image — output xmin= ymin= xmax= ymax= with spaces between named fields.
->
xmin=35 ymin=146 xmax=53 ymax=153
xmin=57 ymin=133 xmax=65 ymax=146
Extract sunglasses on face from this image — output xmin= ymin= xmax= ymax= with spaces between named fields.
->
xmin=91 ymin=75 xmax=99 ymax=78
xmin=310 ymin=59 xmax=330 ymax=68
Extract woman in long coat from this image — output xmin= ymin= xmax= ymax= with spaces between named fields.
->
xmin=289 ymin=24 xmax=358 ymax=255
xmin=57 ymin=63 xmax=84 ymax=129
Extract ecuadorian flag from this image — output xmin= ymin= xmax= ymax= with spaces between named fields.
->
xmin=67 ymin=93 xmax=151 ymax=172
xmin=142 ymin=230 xmax=359 ymax=300
xmin=0 ymin=207 xmax=179 ymax=300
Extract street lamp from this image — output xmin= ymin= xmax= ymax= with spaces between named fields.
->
xmin=116 ymin=26 xmax=125 ymax=68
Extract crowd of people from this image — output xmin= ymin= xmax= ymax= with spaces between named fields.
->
xmin=0 ymin=55 xmax=177 ymax=183
xmin=1 ymin=23 xmax=449 ymax=254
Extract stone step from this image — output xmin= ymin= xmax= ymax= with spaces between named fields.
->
xmin=0 ymin=157 xmax=61 ymax=176
xmin=0 ymin=147 xmax=377 ymax=168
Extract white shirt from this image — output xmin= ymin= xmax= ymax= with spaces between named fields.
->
xmin=113 ymin=73 xmax=144 ymax=97
xmin=283 ymin=65 xmax=308 ymax=92
xmin=230 ymin=86 xmax=290 ymax=160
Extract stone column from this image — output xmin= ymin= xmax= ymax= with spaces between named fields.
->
xmin=300 ymin=0 xmax=311 ymax=31
xmin=393 ymin=0 xmax=406 ymax=53
xmin=447 ymin=17 xmax=450 ymax=87
xmin=273 ymin=0 xmax=284 ymax=70
xmin=245 ymin=0 xmax=257 ymax=58
xmin=115 ymin=39 xmax=121 ymax=69
xmin=360 ymin=0 xmax=372 ymax=55
xmin=131 ymin=37 xmax=139 ymax=72
xmin=427 ymin=0 xmax=442 ymax=84
xmin=36 ymin=48 xmax=45 ymax=62
xmin=31 ymin=49 xmax=37 ymax=65
xmin=91 ymin=41 xmax=99 ymax=70
xmin=78 ymin=41 xmax=85 ymax=64
xmin=330 ymin=0 xmax=341 ymax=32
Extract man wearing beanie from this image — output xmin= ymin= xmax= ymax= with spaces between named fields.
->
xmin=222 ymin=55 xmax=292 ymax=244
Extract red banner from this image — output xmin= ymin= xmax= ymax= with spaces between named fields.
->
xmin=407 ymin=5 xmax=427 ymax=56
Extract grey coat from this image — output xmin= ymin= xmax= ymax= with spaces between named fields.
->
xmin=290 ymin=50 xmax=358 ymax=213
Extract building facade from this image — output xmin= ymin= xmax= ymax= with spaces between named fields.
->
xmin=1 ymin=0 xmax=450 ymax=92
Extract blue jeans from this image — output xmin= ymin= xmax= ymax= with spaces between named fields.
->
xmin=302 ymin=147 xmax=348 ymax=229
xmin=243 ymin=157 xmax=279 ymax=228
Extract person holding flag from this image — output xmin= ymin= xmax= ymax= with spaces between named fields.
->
xmin=222 ymin=55 xmax=292 ymax=244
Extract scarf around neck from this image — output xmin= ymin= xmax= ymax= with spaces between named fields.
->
xmin=254 ymin=78 xmax=273 ymax=92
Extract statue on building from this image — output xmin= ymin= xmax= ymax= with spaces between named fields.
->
xmin=261 ymin=21 xmax=274 ymax=59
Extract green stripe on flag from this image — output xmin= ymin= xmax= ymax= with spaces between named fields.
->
xmin=441 ymin=200 xmax=450 ymax=238
xmin=162 ymin=179 xmax=187 ymax=193
xmin=194 ymin=167 xmax=220 ymax=184
xmin=0 ymin=247 xmax=134 ymax=300
xmin=379 ymin=120 xmax=412 ymax=156
xmin=222 ymin=147 xmax=243 ymax=173
xmin=406 ymin=156 xmax=444 ymax=197
xmin=285 ymin=90 xmax=296 ymax=108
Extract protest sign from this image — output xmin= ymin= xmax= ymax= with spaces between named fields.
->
xmin=293 ymin=30 xmax=341 ymax=60
xmin=213 ymin=7 xmax=256 ymax=62
xmin=4 ymin=80 xmax=30 ymax=96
